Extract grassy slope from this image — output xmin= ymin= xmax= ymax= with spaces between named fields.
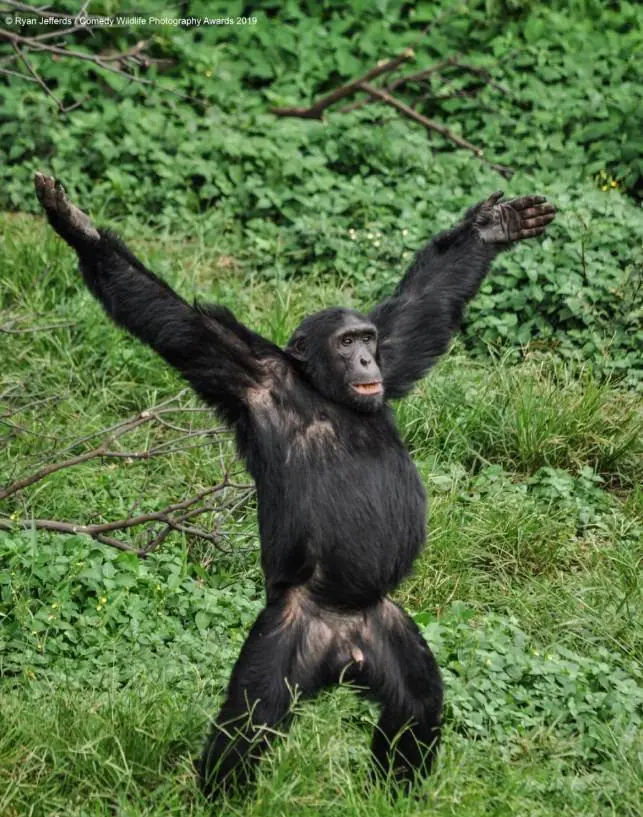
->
xmin=0 ymin=213 xmax=641 ymax=816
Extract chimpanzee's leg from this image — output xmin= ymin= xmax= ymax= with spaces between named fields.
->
xmin=361 ymin=601 xmax=443 ymax=789
xmin=198 ymin=592 xmax=335 ymax=799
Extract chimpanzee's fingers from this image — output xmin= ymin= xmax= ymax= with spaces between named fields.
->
xmin=516 ymin=203 xmax=556 ymax=221
xmin=505 ymin=195 xmax=554 ymax=212
xmin=34 ymin=172 xmax=100 ymax=245
xmin=522 ymin=212 xmax=556 ymax=230
xmin=34 ymin=173 xmax=57 ymax=211
xmin=486 ymin=190 xmax=505 ymax=206
xmin=512 ymin=226 xmax=548 ymax=239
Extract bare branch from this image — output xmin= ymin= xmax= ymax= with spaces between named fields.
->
xmin=0 ymin=518 xmax=146 ymax=555
xmin=0 ymin=391 xmax=230 ymax=501
xmin=359 ymin=81 xmax=482 ymax=154
xmin=0 ymin=480 xmax=255 ymax=557
xmin=0 ymin=28 xmax=200 ymax=106
xmin=0 ymin=65 xmax=37 ymax=81
xmin=271 ymin=48 xmax=414 ymax=119
xmin=339 ymin=58 xmax=456 ymax=113
xmin=358 ymin=82 xmax=513 ymax=177
xmin=11 ymin=40 xmax=64 ymax=110
xmin=1 ymin=1 xmax=72 ymax=20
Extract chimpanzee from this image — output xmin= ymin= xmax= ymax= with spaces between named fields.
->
xmin=34 ymin=174 xmax=555 ymax=797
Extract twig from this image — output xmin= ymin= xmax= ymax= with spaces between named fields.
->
xmin=1 ymin=394 xmax=62 ymax=419
xmin=0 ymin=29 xmax=200 ymax=106
xmin=359 ymin=81 xmax=483 ymax=154
xmin=341 ymin=58 xmax=455 ymax=113
xmin=11 ymin=40 xmax=66 ymax=110
xmin=271 ymin=48 xmax=414 ymax=119
xmin=0 ymin=391 xmax=220 ymax=500
xmin=0 ymin=480 xmax=254 ymax=557
xmin=453 ymin=60 xmax=510 ymax=96
xmin=1 ymin=1 xmax=72 ymax=20
xmin=0 ymin=65 xmax=37 ymax=81
xmin=0 ymin=518 xmax=146 ymax=555
xmin=29 ymin=391 xmax=188 ymax=462
xmin=358 ymin=82 xmax=513 ymax=177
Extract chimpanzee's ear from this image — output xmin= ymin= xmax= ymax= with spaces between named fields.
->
xmin=288 ymin=334 xmax=308 ymax=361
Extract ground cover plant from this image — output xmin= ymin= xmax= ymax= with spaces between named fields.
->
xmin=1 ymin=1 xmax=641 ymax=815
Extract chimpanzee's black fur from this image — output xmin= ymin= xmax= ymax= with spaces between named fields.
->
xmin=34 ymin=174 xmax=555 ymax=798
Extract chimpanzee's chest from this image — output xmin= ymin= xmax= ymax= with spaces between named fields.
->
xmin=240 ymin=396 xmax=427 ymax=603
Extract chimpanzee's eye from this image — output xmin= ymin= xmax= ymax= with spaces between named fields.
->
xmin=341 ymin=336 xmax=353 ymax=346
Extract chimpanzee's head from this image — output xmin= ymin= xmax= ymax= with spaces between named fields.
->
xmin=286 ymin=307 xmax=384 ymax=412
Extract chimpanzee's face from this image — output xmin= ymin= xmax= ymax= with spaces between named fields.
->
xmin=286 ymin=308 xmax=384 ymax=412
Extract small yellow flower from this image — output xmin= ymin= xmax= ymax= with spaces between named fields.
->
xmin=96 ymin=604 xmax=102 ymax=611
xmin=51 ymin=602 xmax=58 ymax=609
xmin=100 ymin=596 xmax=107 ymax=604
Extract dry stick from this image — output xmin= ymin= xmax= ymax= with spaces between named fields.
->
xmin=29 ymin=391 xmax=188 ymax=463
xmin=271 ymin=48 xmax=415 ymax=119
xmin=0 ymin=408 xmax=161 ymax=501
xmin=1 ymin=394 xmax=62 ymax=419
xmin=1 ymin=1 xmax=72 ymax=19
xmin=0 ymin=65 xmax=37 ymax=81
xmin=339 ymin=58 xmax=455 ymax=113
xmin=360 ymin=81 xmax=482 ymax=154
xmin=0 ymin=518 xmax=146 ymax=555
xmin=0 ymin=29 xmax=199 ymax=105
xmin=0 ymin=481 xmax=253 ymax=557
xmin=11 ymin=41 xmax=70 ymax=111
xmin=359 ymin=82 xmax=513 ymax=178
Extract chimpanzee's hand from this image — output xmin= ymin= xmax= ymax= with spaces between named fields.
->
xmin=473 ymin=191 xmax=556 ymax=245
xmin=34 ymin=173 xmax=100 ymax=244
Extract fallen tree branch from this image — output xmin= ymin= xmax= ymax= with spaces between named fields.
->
xmin=0 ymin=389 xmax=255 ymax=557
xmin=359 ymin=81 xmax=483 ymax=155
xmin=0 ymin=27 xmax=197 ymax=107
xmin=0 ymin=391 xmax=229 ymax=500
xmin=271 ymin=48 xmax=414 ymax=119
xmin=0 ymin=481 xmax=255 ymax=557
xmin=358 ymin=82 xmax=512 ymax=177
xmin=339 ymin=58 xmax=455 ymax=113
xmin=0 ymin=413 xmax=150 ymax=501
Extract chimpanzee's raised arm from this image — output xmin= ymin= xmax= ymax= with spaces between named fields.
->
xmin=34 ymin=174 xmax=279 ymax=424
xmin=369 ymin=192 xmax=556 ymax=399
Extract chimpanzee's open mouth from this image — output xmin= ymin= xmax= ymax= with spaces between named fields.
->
xmin=351 ymin=382 xmax=383 ymax=396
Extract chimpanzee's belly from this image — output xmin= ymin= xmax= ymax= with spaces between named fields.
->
xmin=258 ymin=443 xmax=427 ymax=608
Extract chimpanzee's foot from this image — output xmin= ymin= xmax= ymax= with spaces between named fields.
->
xmin=34 ymin=173 xmax=100 ymax=245
xmin=474 ymin=191 xmax=556 ymax=244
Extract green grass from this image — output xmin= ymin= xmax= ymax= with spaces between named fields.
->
xmin=1 ymin=214 xmax=641 ymax=816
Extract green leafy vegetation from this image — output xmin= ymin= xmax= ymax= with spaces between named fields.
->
xmin=1 ymin=1 xmax=641 ymax=815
